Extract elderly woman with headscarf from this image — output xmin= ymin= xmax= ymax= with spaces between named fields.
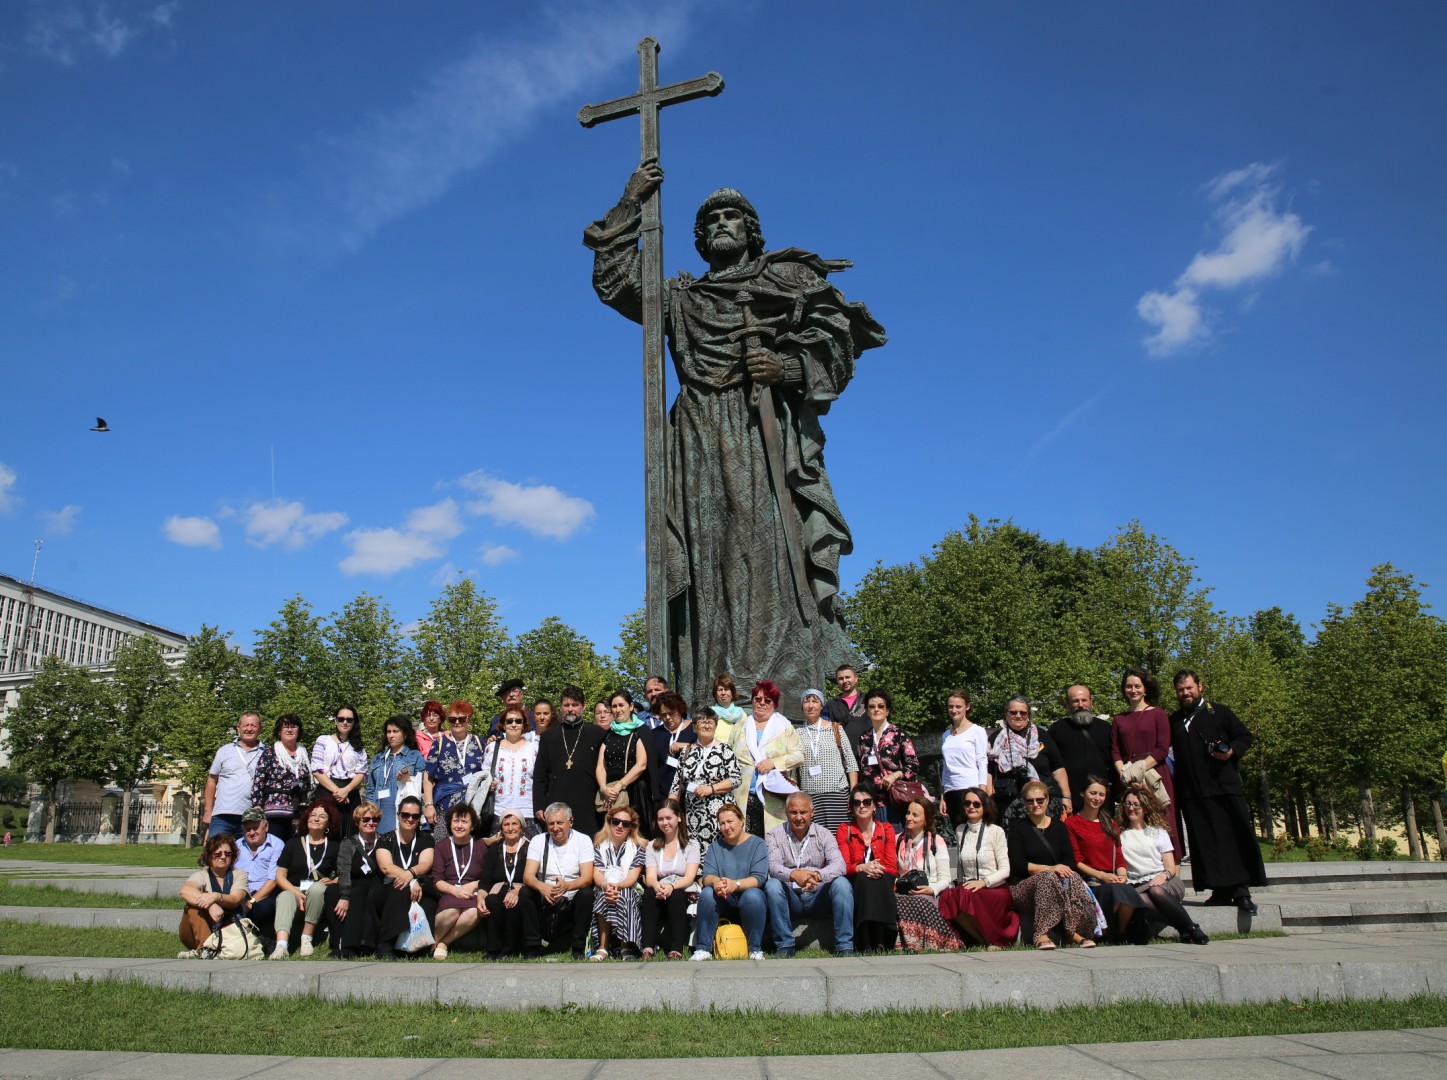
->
xmin=797 ymin=686 xmax=859 ymax=834
xmin=733 ymin=680 xmax=805 ymax=837
xmin=988 ymin=696 xmax=1069 ymax=826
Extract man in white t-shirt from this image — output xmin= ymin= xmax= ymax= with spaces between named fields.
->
xmin=202 ymin=712 xmax=264 ymax=840
xmin=521 ymin=801 xmax=596 ymax=959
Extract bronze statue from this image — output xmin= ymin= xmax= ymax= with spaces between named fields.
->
xmin=585 ymin=162 xmax=886 ymax=705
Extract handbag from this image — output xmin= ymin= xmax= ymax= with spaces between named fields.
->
xmin=895 ymin=869 xmax=929 ymax=894
xmin=596 ymin=731 xmax=638 ymax=812
xmin=198 ymin=917 xmax=267 ymax=960
xmin=888 ymin=778 xmax=934 ymax=813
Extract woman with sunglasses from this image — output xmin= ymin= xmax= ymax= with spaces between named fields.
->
xmin=1007 ymin=779 xmax=1099 ymax=949
xmin=854 ymin=690 xmax=919 ymax=824
xmin=364 ymin=715 xmax=427 ymax=835
xmin=478 ymin=809 xmax=530 ymax=958
xmin=937 ymin=787 xmax=1018 ymax=949
xmin=989 ymin=697 xmax=1069 ymax=827
xmin=250 ymin=713 xmax=312 ymax=842
xmin=423 ymin=701 xmax=487 ymax=842
xmin=312 ymin=706 xmax=368 ymax=838
xmin=1067 ymin=775 xmax=1147 ymax=942
xmin=374 ymin=794 xmax=436 ymax=959
xmin=893 ymin=797 xmax=962 ymax=952
xmin=642 ymin=800 xmax=699 ymax=959
xmin=837 ymin=785 xmax=898 ymax=952
xmin=178 ymin=834 xmax=248 ymax=957
xmin=735 ymin=680 xmax=805 ymax=836
xmin=590 ymin=804 xmax=646 ymax=960
xmin=430 ymin=803 xmax=487 ymax=959
xmin=487 ymin=707 xmax=540 ymax=839
xmin=270 ymin=800 xmax=340 ymax=958
xmin=324 ymin=801 xmax=386 ymax=958
xmin=1118 ymin=782 xmax=1208 ymax=944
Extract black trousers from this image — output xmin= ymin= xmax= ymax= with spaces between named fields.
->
xmin=521 ymin=886 xmax=595 ymax=952
xmin=482 ymin=889 xmax=528 ymax=957
xmin=641 ymin=889 xmax=692 ymax=954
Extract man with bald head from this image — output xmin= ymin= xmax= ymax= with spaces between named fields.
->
xmin=763 ymin=792 xmax=853 ymax=957
xmin=1048 ymin=684 xmax=1114 ymax=815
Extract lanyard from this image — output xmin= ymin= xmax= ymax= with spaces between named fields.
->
xmin=358 ymin=837 xmax=377 ymax=875
xmin=501 ymin=843 xmax=522 ymax=887
xmin=382 ymin=750 xmax=399 ymax=790
xmin=233 ymin=742 xmax=260 ymax=778
xmin=304 ymin=838 xmax=328 ymax=879
xmin=451 ymin=839 xmax=475 ymax=885
xmin=787 ymin=831 xmax=814 ymax=870
xmin=396 ymin=834 xmax=419 ymax=872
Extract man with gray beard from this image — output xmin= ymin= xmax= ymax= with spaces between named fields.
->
xmin=1048 ymin=685 xmax=1115 ymax=815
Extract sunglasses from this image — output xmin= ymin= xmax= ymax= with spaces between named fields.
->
xmin=398 ymin=812 xmax=421 ymax=821
xmin=448 ymin=718 xmax=469 ymax=725
xmin=609 ymin=817 xmax=632 ymax=828
xmin=359 ymin=816 xmax=379 ymax=824
xmin=1024 ymin=797 xmax=1048 ymax=806
xmin=210 ymin=850 xmax=234 ymax=859
xmin=335 ymin=717 xmax=355 ymax=725
xmin=867 ymin=703 xmax=888 ymax=710
xmin=851 ymin=798 xmax=874 ymax=808
xmin=503 ymin=718 xmax=525 ymax=726
xmin=962 ymin=800 xmax=983 ymax=809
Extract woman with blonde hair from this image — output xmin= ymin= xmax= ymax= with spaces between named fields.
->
xmin=325 ymin=801 xmax=387 ymax=958
xmin=1006 ymin=779 xmax=1099 ymax=949
xmin=591 ymin=803 xmax=647 ymax=959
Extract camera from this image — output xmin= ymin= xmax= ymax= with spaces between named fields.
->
xmin=1212 ymin=740 xmax=1231 ymax=756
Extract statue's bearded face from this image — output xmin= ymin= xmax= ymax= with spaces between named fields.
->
xmin=702 ymin=206 xmax=751 ymax=262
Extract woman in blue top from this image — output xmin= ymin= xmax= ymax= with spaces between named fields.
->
xmin=690 ymin=801 xmax=769 ymax=960
xmin=365 ymin=714 xmax=429 ymax=835
xmin=423 ymin=701 xmax=488 ymax=842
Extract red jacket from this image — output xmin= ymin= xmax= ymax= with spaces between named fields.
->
xmin=836 ymin=820 xmax=898 ymax=876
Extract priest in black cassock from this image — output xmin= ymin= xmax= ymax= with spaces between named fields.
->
xmin=1169 ymin=669 xmax=1267 ymax=914
xmin=532 ymin=685 xmax=606 ymax=836
xmin=1048 ymin=684 xmax=1116 ymax=815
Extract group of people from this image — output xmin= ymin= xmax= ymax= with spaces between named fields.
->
xmin=181 ymin=666 xmax=1266 ymax=959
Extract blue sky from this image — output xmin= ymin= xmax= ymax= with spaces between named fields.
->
xmin=2 ymin=1 xmax=1445 ymax=658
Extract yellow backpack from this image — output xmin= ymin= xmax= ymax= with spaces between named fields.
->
xmin=713 ymin=920 xmax=749 ymax=960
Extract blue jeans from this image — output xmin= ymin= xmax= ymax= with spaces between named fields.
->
xmin=207 ymin=814 xmax=243 ymax=840
xmin=764 ymin=876 xmax=854 ymax=951
xmin=695 ymin=886 xmax=767 ymax=955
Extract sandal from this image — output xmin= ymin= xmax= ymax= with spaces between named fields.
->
xmin=1034 ymin=937 xmax=1057 ymax=951
xmin=432 ymin=943 xmax=448 ymax=960
xmin=589 ymin=948 xmax=609 ymax=962
xmin=666 ymin=950 xmax=683 ymax=961
xmin=640 ymin=948 xmax=655 ymax=960
xmin=1074 ymin=936 xmax=1097 ymax=949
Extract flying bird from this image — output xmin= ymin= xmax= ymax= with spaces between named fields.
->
xmin=90 ymin=417 xmax=110 ymax=432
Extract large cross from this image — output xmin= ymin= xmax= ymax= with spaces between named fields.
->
xmin=578 ymin=38 xmax=724 ymax=682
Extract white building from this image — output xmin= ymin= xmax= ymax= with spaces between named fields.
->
xmin=0 ymin=573 xmax=189 ymax=769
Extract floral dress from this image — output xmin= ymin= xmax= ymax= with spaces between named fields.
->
xmin=856 ymin=723 xmax=920 ymax=810
xmin=671 ymin=740 xmax=742 ymax=853
xmin=425 ymin=733 xmax=487 ymax=831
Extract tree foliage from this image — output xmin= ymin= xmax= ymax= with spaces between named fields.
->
xmin=411 ymin=579 xmax=509 ymax=704
xmin=498 ymin=616 xmax=619 ymax=706
xmin=2 ymin=656 xmax=118 ymax=795
xmin=108 ymin=634 xmax=173 ymax=791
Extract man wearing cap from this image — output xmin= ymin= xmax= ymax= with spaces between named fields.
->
xmin=234 ymin=807 xmax=284 ymax=934
xmin=586 ymin=164 xmax=887 ymax=710
xmin=487 ymin=679 xmax=532 ymax=738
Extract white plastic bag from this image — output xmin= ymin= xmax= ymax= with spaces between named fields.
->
xmin=396 ymin=900 xmax=435 ymax=953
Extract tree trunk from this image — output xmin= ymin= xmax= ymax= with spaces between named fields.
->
xmin=1312 ymin=788 xmax=1328 ymax=839
xmin=1403 ymin=785 xmax=1422 ymax=861
xmin=1328 ymin=793 xmax=1338 ymax=837
xmin=43 ymin=786 xmax=56 ymax=843
xmin=1295 ymin=788 xmax=1312 ymax=838
xmin=1431 ymin=795 xmax=1447 ymax=862
xmin=119 ymin=789 xmax=131 ymax=846
xmin=1258 ymin=765 xmax=1275 ymax=841
xmin=1359 ymin=780 xmax=1376 ymax=843
xmin=1284 ymin=785 xmax=1300 ymax=839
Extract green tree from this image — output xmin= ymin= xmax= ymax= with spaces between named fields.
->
xmin=252 ymin=595 xmax=333 ymax=726
xmin=1306 ymin=565 xmax=1447 ymax=846
xmin=500 ymin=617 xmax=620 ymax=707
xmin=325 ymin=593 xmax=413 ymax=722
xmin=1 ymin=656 xmax=119 ymax=841
xmin=411 ymin=579 xmax=509 ymax=704
xmin=109 ymin=634 xmax=174 ymax=843
xmin=612 ymin=606 xmax=647 ymax=699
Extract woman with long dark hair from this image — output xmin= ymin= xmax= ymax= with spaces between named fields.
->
xmin=1111 ymin=667 xmax=1180 ymax=854
xmin=855 ymin=689 xmax=918 ymax=825
xmin=937 ymin=787 xmax=1018 ymax=949
xmin=1066 ymin=775 xmax=1147 ymax=941
xmin=837 ymin=784 xmax=898 ymax=952
xmin=312 ymin=706 xmax=368 ymax=838
xmin=364 ymin=714 xmax=427 ymax=835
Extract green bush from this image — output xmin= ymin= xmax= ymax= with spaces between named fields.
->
xmin=1305 ymin=835 xmax=1329 ymax=862
xmin=1330 ymin=834 xmax=1354 ymax=857
xmin=1356 ymin=836 xmax=1378 ymax=860
xmin=1376 ymin=836 xmax=1399 ymax=859
xmin=1271 ymin=832 xmax=1293 ymax=859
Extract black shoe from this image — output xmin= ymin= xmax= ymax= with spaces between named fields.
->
xmin=774 ymin=946 xmax=795 ymax=959
xmin=522 ymin=948 xmax=544 ymax=960
xmin=833 ymin=948 xmax=855 ymax=958
xmin=1236 ymin=896 xmax=1259 ymax=916
xmin=1203 ymin=892 xmax=1235 ymax=906
xmin=1185 ymin=924 xmax=1210 ymax=945
xmin=571 ymin=949 xmax=586 ymax=961
xmin=373 ymin=945 xmax=394 ymax=961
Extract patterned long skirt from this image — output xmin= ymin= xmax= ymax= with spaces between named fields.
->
xmin=895 ymin=893 xmax=965 ymax=953
xmin=1010 ymin=871 xmax=1097 ymax=942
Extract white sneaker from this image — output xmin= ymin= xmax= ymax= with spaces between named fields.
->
xmin=176 ymin=949 xmax=199 ymax=959
xmin=689 ymin=949 xmax=712 ymax=962
xmin=298 ymin=940 xmax=314 ymax=958
xmin=269 ymin=943 xmax=289 ymax=960
xmin=748 ymin=950 xmax=765 ymax=960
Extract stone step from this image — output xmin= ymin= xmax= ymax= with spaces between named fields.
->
xmin=2 ymin=930 xmax=1444 ymax=1013
xmin=7 ymin=875 xmax=186 ymax=898
xmin=1258 ymin=860 xmax=1447 ymax=891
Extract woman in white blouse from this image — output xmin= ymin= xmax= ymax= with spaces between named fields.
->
xmin=640 ymin=800 xmax=700 ymax=959
xmin=488 ymin=709 xmax=540 ymax=838
xmin=893 ymin=798 xmax=962 ymax=952
xmin=1119 ymin=783 xmax=1209 ymax=945
xmin=312 ymin=706 xmax=368 ymax=838
xmin=936 ymin=787 xmax=1019 ymax=949
xmin=939 ymin=688 xmax=990 ymax=829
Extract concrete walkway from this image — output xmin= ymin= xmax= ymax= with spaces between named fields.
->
xmin=3 ymin=930 xmax=1445 ymax=1013
xmin=2 ymin=1028 xmax=1447 ymax=1078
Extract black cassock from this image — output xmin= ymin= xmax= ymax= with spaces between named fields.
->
xmin=1169 ymin=700 xmax=1267 ymax=893
xmin=532 ymin=721 xmax=607 ymax=836
xmin=1047 ymin=716 xmax=1115 ymax=810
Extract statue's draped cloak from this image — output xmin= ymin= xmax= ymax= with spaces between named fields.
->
xmin=585 ymin=202 xmax=886 ymax=705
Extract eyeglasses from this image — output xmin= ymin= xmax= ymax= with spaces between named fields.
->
xmin=962 ymin=800 xmax=983 ymax=809
xmin=1023 ymin=797 xmax=1048 ymax=805
xmin=609 ymin=817 xmax=632 ymax=828
xmin=851 ymin=798 xmax=874 ymax=808
xmin=1123 ymin=802 xmax=1143 ymax=810
xmin=1006 ymin=710 xmax=1029 ymax=717
xmin=398 ymin=812 xmax=421 ymax=821
xmin=359 ymin=816 xmax=379 ymax=824
xmin=752 ymin=695 xmax=771 ymax=703
xmin=210 ymin=850 xmax=234 ymax=860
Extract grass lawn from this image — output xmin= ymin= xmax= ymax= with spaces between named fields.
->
xmin=0 ymin=881 xmax=177 ymax=910
xmin=0 ymin=972 xmax=1442 ymax=1057
xmin=0 ymin=844 xmax=200 ymax=868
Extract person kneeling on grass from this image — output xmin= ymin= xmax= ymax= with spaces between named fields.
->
xmin=691 ymin=801 xmax=769 ymax=961
xmin=178 ymin=834 xmax=249 ymax=958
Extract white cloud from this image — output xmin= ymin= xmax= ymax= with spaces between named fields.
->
xmin=1138 ymin=162 xmax=1312 ymax=357
xmin=479 ymin=543 xmax=519 ymax=567
xmin=339 ymin=528 xmax=442 ymax=576
xmin=460 ymin=471 xmax=594 ymax=540
xmin=406 ymin=498 xmax=464 ymax=540
xmin=430 ymin=562 xmax=477 ymax=587
xmin=90 ymin=6 xmax=134 ymax=57
xmin=38 ymin=504 xmax=82 ymax=536
xmin=0 ymin=462 xmax=17 ymax=514
xmin=164 ymin=514 xmax=221 ymax=550
xmin=301 ymin=2 xmax=694 ymax=255
xmin=240 ymin=499 xmax=349 ymax=550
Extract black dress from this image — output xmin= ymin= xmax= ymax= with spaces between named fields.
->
xmin=479 ymin=840 xmax=529 ymax=958
xmin=373 ymin=829 xmax=437 ymax=952
xmin=600 ymin=728 xmax=654 ymax=836
xmin=325 ymin=834 xmax=385 ymax=956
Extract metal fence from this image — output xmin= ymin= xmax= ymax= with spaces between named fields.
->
xmin=38 ymin=796 xmax=190 ymax=844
